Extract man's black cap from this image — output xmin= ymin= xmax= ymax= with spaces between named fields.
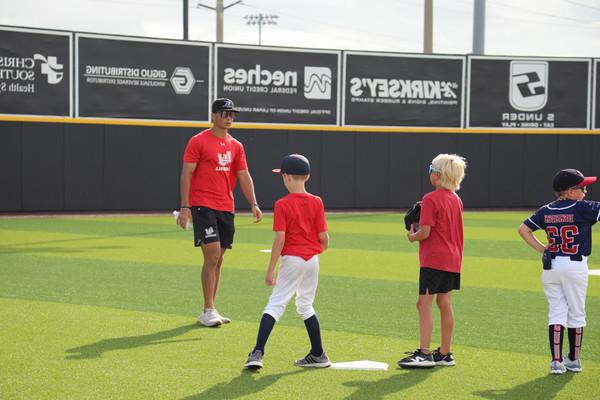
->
xmin=272 ymin=154 xmax=311 ymax=175
xmin=212 ymin=98 xmax=239 ymax=113
xmin=553 ymin=169 xmax=597 ymax=192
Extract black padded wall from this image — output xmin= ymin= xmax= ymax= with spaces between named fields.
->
xmin=64 ymin=123 xmax=104 ymax=210
xmin=0 ymin=122 xmax=22 ymax=211
xmin=1 ymin=121 xmax=599 ymax=212
xmin=22 ymin=123 xmax=64 ymax=211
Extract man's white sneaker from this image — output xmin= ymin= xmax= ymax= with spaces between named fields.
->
xmin=215 ymin=310 xmax=231 ymax=324
xmin=198 ymin=309 xmax=222 ymax=327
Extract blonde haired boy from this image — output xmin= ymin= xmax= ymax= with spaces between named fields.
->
xmin=399 ymin=153 xmax=467 ymax=368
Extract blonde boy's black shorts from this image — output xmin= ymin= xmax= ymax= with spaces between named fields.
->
xmin=191 ymin=206 xmax=235 ymax=249
xmin=419 ymin=267 xmax=460 ymax=295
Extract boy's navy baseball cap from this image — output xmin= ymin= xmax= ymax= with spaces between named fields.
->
xmin=272 ymin=154 xmax=310 ymax=175
xmin=212 ymin=98 xmax=239 ymax=113
xmin=553 ymin=169 xmax=597 ymax=191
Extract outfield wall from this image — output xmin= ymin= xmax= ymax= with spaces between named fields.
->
xmin=2 ymin=26 xmax=600 ymax=212
xmin=2 ymin=120 xmax=600 ymax=212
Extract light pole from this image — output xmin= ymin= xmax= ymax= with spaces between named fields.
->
xmin=197 ymin=0 xmax=243 ymax=42
xmin=473 ymin=0 xmax=486 ymax=55
xmin=423 ymin=0 xmax=433 ymax=53
xmin=244 ymin=14 xmax=279 ymax=46
xmin=183 ymin=0 xmax=189 ymax=40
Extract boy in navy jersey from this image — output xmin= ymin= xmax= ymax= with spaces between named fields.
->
xmin=518 ymin=169 xmax=598 ymax=374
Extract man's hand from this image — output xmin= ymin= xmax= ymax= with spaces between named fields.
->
xmin=265 ymin=269 xmax=276 ymax=286
xmin=252 ymin=204 xmax=263 ymax=223
xmin=177 ymin=208 xmax=192 ymax=230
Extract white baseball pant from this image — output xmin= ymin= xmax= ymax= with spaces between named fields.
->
xmin=264 ymin=255 xmax=319 ymax=321
xmin=543 ymin=256 xmax=588 ymax=327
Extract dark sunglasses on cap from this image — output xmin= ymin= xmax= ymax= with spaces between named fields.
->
xmin=217 ymin=111 xmax=236 ymax=119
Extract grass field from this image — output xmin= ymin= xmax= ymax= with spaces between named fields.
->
xmin=1 ymin=211 xmax=599 ymax=399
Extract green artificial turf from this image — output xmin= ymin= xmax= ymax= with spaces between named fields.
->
xmin=1 ymin=212 xmax=599 ymax=399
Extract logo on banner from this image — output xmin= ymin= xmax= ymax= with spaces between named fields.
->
xmin=509 ymin=61 xmax=548 ymax=111
xmin=304 ymin=66 xmax=332 ymax=99
xmin=33 ymin=54 xmax=63 ymax=84
xmin=0 ymin=53 xmax=66 ymax=95
xmin=349 ymin=77 xmax=459 ymax=106
xmin=83 ymin=64 xmax=203 ymax=94
xmin=221 ymin=62 xmax=335 ymax=118
xmin=170 ymin=67 xmax=195 ymax=95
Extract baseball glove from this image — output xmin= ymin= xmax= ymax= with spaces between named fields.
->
xmin=404 ymin=201 xmax=422 ymax=231
xmin=542 ymin=249 xmax=552 ymax=270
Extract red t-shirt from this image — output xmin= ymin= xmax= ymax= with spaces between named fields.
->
xmin=418 ymin=189 xmax=464 ymax=273
xmin=273 ymin=193 xmax=328 ymax=261
xmin=183 ymin=129 xmax=247 ymax=212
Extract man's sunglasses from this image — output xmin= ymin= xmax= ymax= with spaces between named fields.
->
xmin=217 ymin=111 xmax=236 ymax=118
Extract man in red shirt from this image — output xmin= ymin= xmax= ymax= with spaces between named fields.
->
xmin=177 ymin=98 xmax=262 ymax=327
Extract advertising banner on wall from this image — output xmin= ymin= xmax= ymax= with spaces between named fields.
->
xmin=0 ymin=27 xmax=71 ymax=117
xmin=77 ymin=34 xmax=211 ymax=121
xmin=215 ymin=44 xmax=340 ymax=125
xmin=343 ymin=52 xmax=464 ymax=127
xmin=468 ymin=56 xmax=591 ymax=129
xmin=594 ymin=59 xmax=599 ymax=129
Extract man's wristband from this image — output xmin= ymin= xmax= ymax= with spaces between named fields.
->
xmin=252 ymin=203 xmax=259 ymax=208
xmin=180 ymin=206 xmax=190 ymax=210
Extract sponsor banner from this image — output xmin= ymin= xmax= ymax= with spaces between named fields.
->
xmin=343 ymin=52 xmax=464 ymax=127
xmin=0 ymin=27 xmax=71 ymax=117
xmin=594 ymin=59 xmax=599 ymax=129
xmin=215 ymin=44 xmax=340 ymax=125
xmin=468 ymin=56 xmax=591 ymax=129
xmin=77 ymin=34 xmax=211 ymax=121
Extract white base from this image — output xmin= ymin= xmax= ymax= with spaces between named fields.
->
xmin=260 ymin=249 xmax=272 ymax=253
xmin=330 ymin=360 xmax=389 ymax=371
xmin=589 ymin=269 xmax=600 ymax=276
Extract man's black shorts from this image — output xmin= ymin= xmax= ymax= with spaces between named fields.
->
xmin=419 ymin=267 xmax=461 ymax=295
xmin=191 ymin=206 xmax=235 ymax=249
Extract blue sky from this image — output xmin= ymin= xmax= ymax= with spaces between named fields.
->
xmin=1 ymin=0 xmax=600 ymax=57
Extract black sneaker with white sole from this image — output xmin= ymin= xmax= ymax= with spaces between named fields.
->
xmin=432 ymin=348 xmax=456 ymax=366
xmin=397 ymin=349 xmax=435 ymax=369
xmin=294 ymin=352 xmax=332 ymax=368
xmin=244 ymin=349 xmax=264 ymax=370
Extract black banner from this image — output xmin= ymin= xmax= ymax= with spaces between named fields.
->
xmin=468 ymin=57 xmax=590 ymax=129
xmin=595 ymin=59 xmax=599 ymax=129
xmin=0 ymin=27 xmax=71 ymax=117
xmin=77 ymin=34 xmax=211 ymax=121
xmin=215 ymin=45 xmax=339 ymax=125
xmin=343 ymin=53 xmax=464 ymax=127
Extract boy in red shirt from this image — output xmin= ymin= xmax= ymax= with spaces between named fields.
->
xmin=398 ymin=153 xmax=467 ymax=368
xmin=244 ymin=154 xmax=331 ymax=370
